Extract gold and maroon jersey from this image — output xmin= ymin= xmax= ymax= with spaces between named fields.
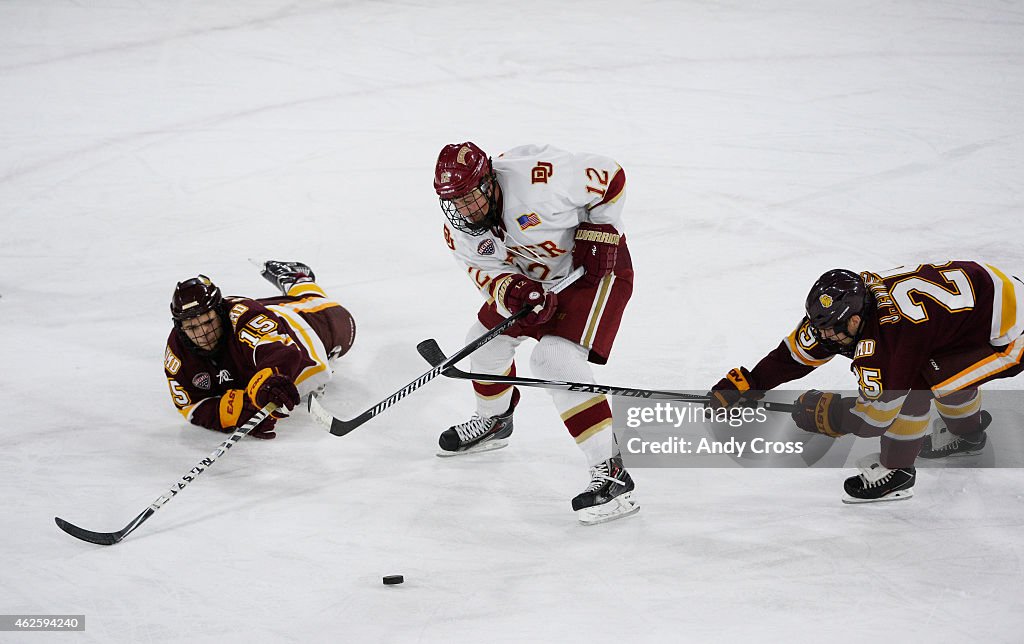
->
xmin=163 ymin=284 xmax=352 ymax=431
xmin=748 ymin=261 xmax=1024 ymax=440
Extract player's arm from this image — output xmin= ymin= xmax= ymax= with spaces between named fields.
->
xmin=442 ymin=223 xmax=517 ymax=302
xmin=570 ymin=152 xmax=626 ymax=227
xmin=707 ymin=318 xmax=835 ymax=409
xmin=227 ymin=301 xmax=304 ymax=415
xmin=790 ymin=387 xmax=912 ymax=439
xmin=442 ymin=224 xmax=554 ymax=324
xmin=567 ymin=153 xmax=626 ymax=287
xmin=164 ymin=337 xmax=279 ymax=439
xmin=792 ymin=348 xmax=923 ymax=441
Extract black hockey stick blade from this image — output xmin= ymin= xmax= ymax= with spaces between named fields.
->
xmin=54 ymin=403 xmax=276 ymax=545
xmin=54 ymin=508 xmax=152 ymax=546
xmin=416 ymin=338 xmax=798 ymax=412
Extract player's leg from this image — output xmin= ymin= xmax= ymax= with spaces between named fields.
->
xmin=437 ymin=320 xmax=525 ymax=457
xmin=844 ymin=390 xmax=931 ymax=503
xmin=259 ymin=261 xmax=356 ymax=399
xmin=259 ymin=260 xmax=316 ymax=296
xmin=920 ymin=388 xmax=990 ymax=458
xmin=530 ymin=335 xmax=638 ymax=524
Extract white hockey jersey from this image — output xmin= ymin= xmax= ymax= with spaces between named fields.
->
xmin=444 ymin=144 xmax=626 ymax=314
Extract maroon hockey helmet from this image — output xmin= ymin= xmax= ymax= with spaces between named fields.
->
xmin=804 ymin=269 xmax=871 ymax=355
xmin=434 ymin=142 xmax=490 ymax=198
xmin=171 ymin=275 xmax=223 ymax=321
xmin=434 ymin=142 xmax=502 ymax=235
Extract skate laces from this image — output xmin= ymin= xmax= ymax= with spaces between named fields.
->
xmin=861 ymin=470 xmax=893 ymax=489
xmin=937 ymin=434 xmax=981 ymax=452
xmin=583 ymin=461 xmax=623 ymax=493
xmin=454 ymin=414 xmax=494 ymax=442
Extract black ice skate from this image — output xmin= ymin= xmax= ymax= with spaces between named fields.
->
xmin=918 ymin=410 xmax=991 ymax=459
xmin=842 ymin=453 xmax=915 ymax=504
xmin=571 ymin=454 xmax=640 ymax=525
xmin=260 ymin=260 xmax=316 ymax=296
xmin=437 ymin=389 xmax=519 ymax=457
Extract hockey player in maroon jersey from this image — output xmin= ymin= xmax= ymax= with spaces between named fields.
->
xmin=433 ymin=141 xmax=637 ymax=525
xmin=165 ymin=261 xmax=356 ymax=439
xmin=707 ymin=261 xmax=1024 ymax=502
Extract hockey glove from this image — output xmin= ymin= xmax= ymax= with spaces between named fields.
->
xmin=572 ymin=222 xmax=620 ymax=287
xmin=219 ymin=389 xmax=279 ymax=439
xmin=706 ymin=367 xmax=764 ymax=409
xmin=246 ymin=368 xmax=300 ymax=411
xmin=498 ymin=274 xmax=557 ymax=326
xmin=791 ymin=390 xmax=850 ymax=438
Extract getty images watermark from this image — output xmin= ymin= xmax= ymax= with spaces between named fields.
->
xmin=623 ymin=403 xmax=803 ymax=457
xmin=613 ymin=390 xmax=1024 ymax=468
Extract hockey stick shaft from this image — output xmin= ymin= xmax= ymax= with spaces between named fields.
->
xmin=416 ymin=338 xmax=798 ymax=413
xmin=54 ymin=402 xmax=279 ymax=546
xmin=309 ymin=267 xmax=587 ymax=436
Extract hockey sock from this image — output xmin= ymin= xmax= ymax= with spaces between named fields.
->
xmin=466 ymin=322 xmax=522 ymax=418
xmin=531 ymin=335 xmax=616 ymax=466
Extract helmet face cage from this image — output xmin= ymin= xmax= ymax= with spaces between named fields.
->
xmin=171 ymin=275 xmax=226 ymax=354
xmin=179 ymin=309 xmax=224 ymax=353
xmin=439 ymin=173 xmax=501 ymax=235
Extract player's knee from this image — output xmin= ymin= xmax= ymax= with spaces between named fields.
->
xmin=530 ymin=335 xmax=588 ymax=380
xmin=326 ymin=304 xmax=356 ymax=358
xmin=466 ymin=321 xmax=518 ymax=363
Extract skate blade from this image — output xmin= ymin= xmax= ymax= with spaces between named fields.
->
xmin=436 ymin=439 xmax=509 ymax=458
xmin=842 ymin=489 xmax=914 ymax=504
xmin=919 ymin=448 xmax=984 ymax=459
xmin=576 ymin=492 xmax=641 ymax=526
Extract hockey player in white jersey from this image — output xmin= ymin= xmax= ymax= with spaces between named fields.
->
xmin=433 ymin=141 xmax=638 ymax=525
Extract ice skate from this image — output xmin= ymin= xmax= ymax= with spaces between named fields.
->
xmin=258 ymin=260 xmax=316 ymax=295
xmin=437 ymin=390 xmax=519 ymax=457
xmin=919 ymin=410 xmax=991 ymax=459
xmin=572 ymin=454 xmax=640 ymax=525
xmin=842 ymin=453 xmax=915 ymax=504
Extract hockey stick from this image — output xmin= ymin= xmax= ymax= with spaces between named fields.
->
xmin=416 ymin=338 xmax=798 ymax=413
xmin=308 ymin=267 xmax=587 ymax=436
xmin=54 ymin=402 xmax=279 ymax=546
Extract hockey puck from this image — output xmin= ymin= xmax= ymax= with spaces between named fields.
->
xmin=383 ymin=575 xmax=404 ymax=585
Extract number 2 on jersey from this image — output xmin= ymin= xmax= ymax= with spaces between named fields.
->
xmin=890 ymin=268 xmax=975 ymax=322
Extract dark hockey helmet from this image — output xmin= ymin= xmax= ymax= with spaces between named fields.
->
xmin=804 ymin=269 xmax=871 ymax=355
xmin=171 ymin=275 xmax=226 ymax=354
xmin=171 ymin=274 xmax=222 ymax=321
xmin=434 ymin=141 xmax=502 ymax=235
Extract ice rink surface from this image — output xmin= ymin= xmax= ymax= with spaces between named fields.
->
xmin=2 ymin=1 xmax=1024 ymax=642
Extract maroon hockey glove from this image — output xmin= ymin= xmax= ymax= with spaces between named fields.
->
xmin=499 ymin=274 xmax=557 ymax=326
xmin=247 ymin=415 xmax=279 ymax=440
xmin=572 ymin=222 xmax=620 ymax=287
xmin=706 ymin=367 xmax=764 ymax=409
xmin=791 ymin=390 xmax=851 ymax=437
xmin=246 ymin=368 xmax=301 ymax=411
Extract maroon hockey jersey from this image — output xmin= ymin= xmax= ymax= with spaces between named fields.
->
xmin=747 ymin=261 xmax=1024 ymax=439
xmin=164 ymin=286 xmax=354 ymax=431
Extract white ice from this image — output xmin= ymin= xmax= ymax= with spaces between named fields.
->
xmin=2 ymin=1 xmax=1023 ymax=642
